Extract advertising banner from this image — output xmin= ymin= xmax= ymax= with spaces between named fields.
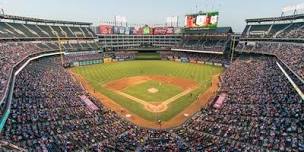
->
xmin=132 ymin=26 xmax=142 ymax=35
xmin=113 ymin=26 xmax=120 ymax=34
xmin=125 ymin=27 xmax=130 ymax=35
xmin=129 ymin=27 xmax=135 ymax=35
xmin=98 ymin=25 xmax=113 ymax=35
xmin=119 ymin=26 xmax=125 ymax=34
xmin=153 ymin=27 xmax=175 ymax=35
xmin=153 ymin=27 xmax=167 ymax=35
xmin=143 ymin=26 xmax=151 ymax=35
xmin=166 ymin=27 xmax=174 ymax=35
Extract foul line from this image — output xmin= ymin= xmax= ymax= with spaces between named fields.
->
xmin=110 ymin=87 xmax=197 ymax=112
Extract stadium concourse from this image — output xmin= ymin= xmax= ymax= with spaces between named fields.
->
xmin=0 ymin=11 xmax=303 ymax=152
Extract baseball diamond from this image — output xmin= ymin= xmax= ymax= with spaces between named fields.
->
xmin=71 ymin=60 xmax=223 ymax=127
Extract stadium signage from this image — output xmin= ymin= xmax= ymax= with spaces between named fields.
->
xmin=282 ymin=3 xmax=304 ymax=13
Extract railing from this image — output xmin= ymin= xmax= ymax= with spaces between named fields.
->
xmin=276 ymin=62 xmax=304 ymax=100
xmin=235 ymin=43 xmax=304 ymax=86
xmin=171 ymin=48 xmax=224 ymax=54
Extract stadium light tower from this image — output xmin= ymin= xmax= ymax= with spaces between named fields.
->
xmin=0 ymin=5 xmax=5 ymax=15
xmin=195 ymin=0 xmax=198 ymax=13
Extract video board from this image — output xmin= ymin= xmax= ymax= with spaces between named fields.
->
xmin=185 ymin=11 xmax=219 ymax=29
xmin=98 ymin=25 xmax=113 ymax=34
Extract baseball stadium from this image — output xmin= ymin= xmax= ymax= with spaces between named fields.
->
xmin=0 ymin=0 xmax=304 ymax=151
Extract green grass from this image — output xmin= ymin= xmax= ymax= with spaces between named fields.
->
xmin=72 ymin=60 xmax=223 ymax=121
xmin=123 ymin=80 xmax=183 ymax=102
xmin=135 ymin=53 xmax=161 ymax=60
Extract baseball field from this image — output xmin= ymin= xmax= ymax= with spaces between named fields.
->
xmin=70 ymin=60 xmax=223 ymax=128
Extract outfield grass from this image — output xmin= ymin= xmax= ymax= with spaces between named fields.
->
xmin=72 ymin=60 xmax=223 ymax=121
xmin=123 ymin=80 xmax=183 ymax=102
xmin=135 ymin=53 xmax=161 ymax=60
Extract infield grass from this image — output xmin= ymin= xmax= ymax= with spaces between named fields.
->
xmin=72 ymin=60 xmax=223 ymax=121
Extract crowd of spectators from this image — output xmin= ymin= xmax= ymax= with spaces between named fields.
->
xmin=1 ymin=54 xmax=303 ymax=151
xmin=114 ymin=51 xmax=137 ymax=60
xmin=236 ymin=42 xmax=304 ymax=79
xmin=0 ymin=42 xmax=46 ymax=102
xmin=175 ymin=56 xmax=303 ymax=151
xmin=160 ymin=51 xmax=229 ymax=65
xmin=175 ymin=39 xmax=227 ymax=52
xmin=63 ymin=52 xmax=103 ymax=64
xmin=1 ymin=57 xmax=132 ymax=151
xmin=89 ymin=127 xmax=190 ymax=151
xmin=276 ymin=23 xmax=304 ymax=39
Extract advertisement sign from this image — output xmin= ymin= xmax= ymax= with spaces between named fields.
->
xmin=129 ymin=27 xmax=135 ymax=35
xmin=282 ymin=3 xmax=304 ymax=13
xmin=98 ymin=25 xmax=113 ymax=35
xmin=143 ymin=26 xmax=151 ymax=35
xmin=113 ymin=26 xmax=120 ymax=34
xmin=166 ymin=16 xmax=178 ymax=27
xmin=115 ymin=16 xmax=127 ymax=26
xmin=119 ymin=26 xmax=125 ymax=34
xmin=166 ymin=27 xmax=174 ymax=34
xmin=125 ymin=27 xmax=130 ymax=35
xmin=132 ymin=26 xmax=142 ymax=35
xmin=185 ymin=11 xmax=219 ymax=29
xmin=153 ymin=27 xmax=167 ymax=35
xmin=153 ymin=27 xmax=175 ymax=35
xmin=174 ymin=27 xmax=181 ymax=34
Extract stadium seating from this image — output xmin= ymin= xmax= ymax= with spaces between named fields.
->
xmin=114 ymin=51 xmax=137 ymax=60
xmin=1 ymin=56 xmax=303 ymax=151
xmin=236 ymin=42 xmax=304 ymax=79
xmin=173 ymin=27 xmax=232 ymax=53
xmin=0 ymin=22 xmax=95 ymax=39
xmin=64 ymin=52 xmax=103 ymax=64
xmin=175 ymin=56 xmax=303 ymax=151
xmin=242 ymin=22 xmax=304 ymax=39
xmin=176 ymin=39 xmax=227 ymax=52
xmin=0 ymin=42 xmax=46 ymax=101
xmin=160 ymin=51 xmax=229 ymax=65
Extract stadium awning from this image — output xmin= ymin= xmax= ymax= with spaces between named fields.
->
xmin=0 ymin=14 xmax=92 ymax=26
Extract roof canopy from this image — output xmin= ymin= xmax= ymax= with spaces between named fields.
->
xmin=246 ymin=14 xmax=304 ymax=23
xmin=0 ymin=14 xmax=92 ymax=26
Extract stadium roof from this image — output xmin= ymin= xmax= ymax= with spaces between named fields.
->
xmin=0 ymin=14 xmax=92 ymax=26
xmin=246 ymin=14 xmax=304 ymax=23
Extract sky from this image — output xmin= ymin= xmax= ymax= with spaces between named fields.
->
xmin=0 ymin=0 xmax=303 ymax=32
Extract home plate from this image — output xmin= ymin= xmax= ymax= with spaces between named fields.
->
xmin=184 ymin=113 xmax=189 ymax=117
xmin=148 ymin=88 xmax=159 ymax=93
xmin=126 ymin=114 xmax=132 ymax=118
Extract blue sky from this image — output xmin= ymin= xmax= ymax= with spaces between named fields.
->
xmin=0 ymin=0 xmax=303 ymax=32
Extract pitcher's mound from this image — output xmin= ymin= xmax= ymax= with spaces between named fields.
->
xmin=148 ymin=88 xmax=158 ymax=93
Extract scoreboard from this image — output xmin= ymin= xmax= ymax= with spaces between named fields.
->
xmin=185 ymin=11 xmax=219 ymax=29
